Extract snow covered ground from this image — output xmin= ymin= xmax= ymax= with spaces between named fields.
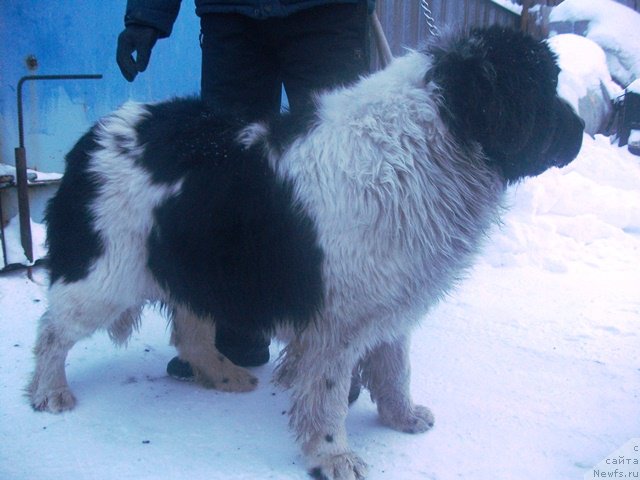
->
xmin=1 ymin=132 xmax=638 ymax=480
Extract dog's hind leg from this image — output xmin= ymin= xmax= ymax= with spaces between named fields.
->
xmin=170 ymin=306 xmax=258 ymax=392
xmin=360 ymin=334 xmax=434 ymax=434
xmin=27 ymin=290 xmax=133 ymax=413
xmin=27 ymin=308 xmax=80 ymax=413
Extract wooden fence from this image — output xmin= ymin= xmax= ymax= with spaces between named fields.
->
xmin=372 ymin=0 xmax=519 ymax=66
xmin=373 ymin=0 xmax=640 ymax=67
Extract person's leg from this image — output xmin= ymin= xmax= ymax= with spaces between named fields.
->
xmin=277 ymin=1 xmax=371 ymax=114
xmin=167 ymin=15 xmax=277 ymax=379
xmin=200 ymin=14 xmax=281 ymax=120
xmin=214 ymin=323 xmax=271 ymax=367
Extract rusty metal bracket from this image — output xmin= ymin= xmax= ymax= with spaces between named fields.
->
xmin=2 ymin=74 xmax=102 ymax=274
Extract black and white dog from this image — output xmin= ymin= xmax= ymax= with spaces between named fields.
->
xmin=29 ymin=27 xmax=583 ymax=479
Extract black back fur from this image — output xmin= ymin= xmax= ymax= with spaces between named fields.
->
xmin=141 ymin=100 xmax=325 ymax=333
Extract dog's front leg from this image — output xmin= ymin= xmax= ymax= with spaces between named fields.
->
xmin=360 ymin=334 xmax=434 ymax=433
xmin=286 ymin=339 xmax=368 ymax=480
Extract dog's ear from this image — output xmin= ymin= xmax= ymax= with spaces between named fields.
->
xmin=428 ymin=36 xmax=506 ymax=148
xmin=427 ymin=27 xmax=543 ymax=157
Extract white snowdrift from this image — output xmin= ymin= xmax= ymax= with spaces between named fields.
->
xmin=547 ymin=33 xmax=622 ymax=134
xmin=550 ymin=0 xmax=640 ymax=86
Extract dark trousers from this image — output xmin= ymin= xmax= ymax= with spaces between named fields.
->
xmin=200 ymin=1 xmax=370 ymax=119
xmin=198 ymin=3 xmax=371 ymax=358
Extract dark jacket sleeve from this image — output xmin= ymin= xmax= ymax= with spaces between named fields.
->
xmin=125 ymin=0 xmax=182 ymax=38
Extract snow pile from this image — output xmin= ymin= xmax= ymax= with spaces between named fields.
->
xmin=550 ymin=0 xmax=640 ymax=86
xmin=0 ymin=163 xmax=15 ymax=180
xmin=485 ymin=133 xmax=640 ymax=272
xmin=547 ymin=33 xmax=622 ymax=134
xmin=1 ymin=216 xmax=46 ymax=267
xmin=491 ymin=0 xmax=522 ymax=15
xmin=0 ymin=164 xmax=38 ymax=184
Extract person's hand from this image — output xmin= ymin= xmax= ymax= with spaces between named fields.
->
xmin=116 ymin=25 xmax=159 ymax=82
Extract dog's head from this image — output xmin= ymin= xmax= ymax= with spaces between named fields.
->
xmin=427 ymin=26 xmax=584 ymax=183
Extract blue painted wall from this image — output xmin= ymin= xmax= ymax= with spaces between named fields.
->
xmin=1 ymin=0 xmax=201 ymax=174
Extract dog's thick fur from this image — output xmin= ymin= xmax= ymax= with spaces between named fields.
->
xmin=28 ymin=27 xmax=583 ymax=479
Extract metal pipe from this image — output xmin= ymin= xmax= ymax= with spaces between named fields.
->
xmin=17 ymin=75 xmax=103 ymax=148
xmin=13 ymin=146 xmax=33 ymax=263
xmin=13 ymin=74 xmax=102 ymax=267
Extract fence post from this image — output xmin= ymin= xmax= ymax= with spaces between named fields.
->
xmin=520 ymin=0 xmax=533 ymax=31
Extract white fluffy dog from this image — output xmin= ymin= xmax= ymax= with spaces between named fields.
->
xmin=28 ymin=27 xmax=583 ymax=479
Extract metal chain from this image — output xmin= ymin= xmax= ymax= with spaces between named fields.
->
xmin=420 ymin=0 xmax=439 ymax=37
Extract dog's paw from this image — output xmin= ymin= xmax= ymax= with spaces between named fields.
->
xmin=309 ymin=452 xmax=368 ymax=480
xmin=194 ymin=363 xmax=258 ymax=393
xmin=30 ymin=387 xmax=77 ymax=413
xmin=380 ymin=404 xmax=434 ymax=434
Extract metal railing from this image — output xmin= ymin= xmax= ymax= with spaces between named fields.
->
xmin=1 ymin=74 xmax=102 ymax=274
